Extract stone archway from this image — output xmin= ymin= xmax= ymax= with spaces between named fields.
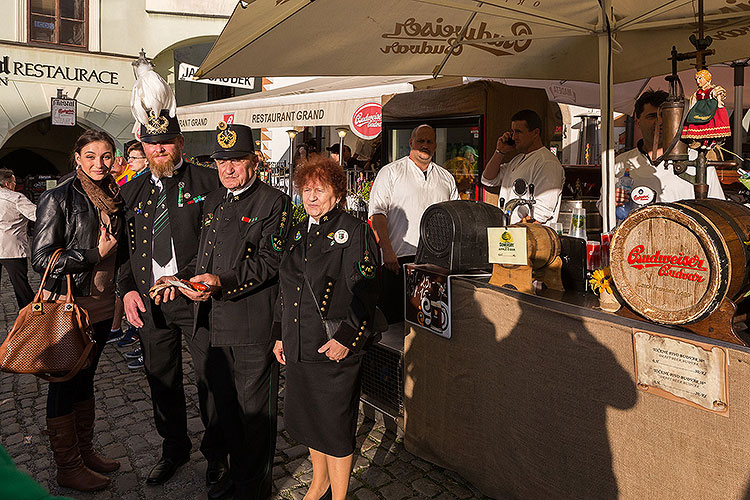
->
xmin=0 ymin=115 xmax=116 ymax=176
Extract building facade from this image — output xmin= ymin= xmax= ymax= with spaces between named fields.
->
xmin=0 ymin=0 xmax=234 ymax=176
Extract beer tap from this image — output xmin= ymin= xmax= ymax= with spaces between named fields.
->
xmin=497 ymin=197 xmax=506 ymax=225
xmin=504 ymin=181 xmax=536 ymax=222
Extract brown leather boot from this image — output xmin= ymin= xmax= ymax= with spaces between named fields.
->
xmin=73 ymin=398 xmax=120 ymax=473
xmin=45 ymin=413 xmax=110 ymax=491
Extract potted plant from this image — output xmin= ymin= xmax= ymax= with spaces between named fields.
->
xmin=589 ymin=267 xmax=620 ymax=312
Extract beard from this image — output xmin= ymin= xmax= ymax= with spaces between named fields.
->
xmin=147 ymin=152 xmax=179 ymax=178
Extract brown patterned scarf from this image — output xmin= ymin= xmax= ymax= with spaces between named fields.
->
xmin=76 ymin=169 xmax=125 ymax=234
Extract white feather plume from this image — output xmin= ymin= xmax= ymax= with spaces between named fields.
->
xmin=130 ymin=51 xmax=177 ymax=132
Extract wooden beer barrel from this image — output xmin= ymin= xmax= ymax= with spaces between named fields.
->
xmin=610 ymin=199 xmax=750 ymax=325
xmin=521 ymin=223 xmax=561 ymax=270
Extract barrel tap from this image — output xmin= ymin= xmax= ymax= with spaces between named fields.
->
xmin=503 ymin=183 xmax=535 ymax=222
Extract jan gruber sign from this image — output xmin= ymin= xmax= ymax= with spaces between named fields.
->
xmin=633 ymin=330 xmax=728 ymax=415
xmin=487 ymin=227 xmax=527 ymax=266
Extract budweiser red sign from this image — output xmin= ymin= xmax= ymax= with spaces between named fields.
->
xmin=627 ymin=245 xmax=707 ymax=283
xmin=351 ymin=102 xmax=382 ymax=140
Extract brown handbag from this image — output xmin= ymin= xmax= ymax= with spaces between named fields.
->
xmin=0 ymin=249 xmax=96 ymax=383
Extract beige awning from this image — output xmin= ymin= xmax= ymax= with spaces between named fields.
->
xmin=177 ymin=76 xmax=415 ymax=130
xmin=197 ymin=0 xmax=750 ymax=83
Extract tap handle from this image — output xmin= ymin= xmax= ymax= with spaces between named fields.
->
xmin=498 ymin=197 xmax=505 ymax=210
xmin=528 ymin=183 xmax=535 ymax=197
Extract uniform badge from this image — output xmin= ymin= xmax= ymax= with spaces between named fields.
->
xmin=204 ymin=213 xmax=214 ymax=226
xmin=145 ymin=110 xmax=169 ymax=134
xmin=334 ymin=229 xmax=349 ymax=244
xmin=294 ymin=231 xmax=302 ymax=241
xmin=184 ymin=192 xmax=191 ymax=199
xmin=216 ymin=121 xmax=237 ymax=148
xmin=242 ymin=216 xmax=258 ymax=224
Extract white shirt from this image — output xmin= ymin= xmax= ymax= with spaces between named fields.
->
xmin=481 ymin=146 xmax=565 ymax=225
xmin=150 ymin=160 xmax=184 ymax=285
xmin=0 ymin=187 xmax=36 ymax=258
xmin=368 ymin=156 xmax=459 ymax=258
xmin=596 ymin=143 xmax=725 ymax=215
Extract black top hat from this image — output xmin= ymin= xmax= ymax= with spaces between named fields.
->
xmin=139 ymin=110 xmax=181 ymax=143
xmin=211 ymin=122 xmax=255 ymax=160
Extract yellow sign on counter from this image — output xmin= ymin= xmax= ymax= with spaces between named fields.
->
xmin=487 ymin=227 xmax=528 ymax=266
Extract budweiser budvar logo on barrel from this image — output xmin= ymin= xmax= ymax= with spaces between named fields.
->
xmin=627 ymin=245 xmax=708 ymax=282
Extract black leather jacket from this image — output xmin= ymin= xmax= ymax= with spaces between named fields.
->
xmin=31 ymin=175 xmax=124 ymax=297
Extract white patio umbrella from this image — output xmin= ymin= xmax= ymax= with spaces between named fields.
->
xmin=197 ymin=0 xmax=750 ymax=230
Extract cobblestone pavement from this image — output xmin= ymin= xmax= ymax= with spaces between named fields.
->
xmin=0 ymin=269 xmax=490 ymax=500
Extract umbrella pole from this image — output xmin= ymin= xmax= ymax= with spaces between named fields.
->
xmin=599 ymin=2 xmax=615 ymax=233
xmin=732 ymin=61 xmax=746 ymax=157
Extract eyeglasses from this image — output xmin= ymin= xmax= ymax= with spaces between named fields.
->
xmin=127 ymin=156 xmax=146 ymax=161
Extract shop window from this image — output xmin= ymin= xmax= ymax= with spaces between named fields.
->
xmin=29 ymin=0 xmax=87 ymax=48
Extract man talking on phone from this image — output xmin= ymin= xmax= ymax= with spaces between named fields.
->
xmin=482 ymin=109 xmax=564 ymax=225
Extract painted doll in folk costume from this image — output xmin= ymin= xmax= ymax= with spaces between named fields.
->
xmin=681 ymin=69 xmax=731 ymax=151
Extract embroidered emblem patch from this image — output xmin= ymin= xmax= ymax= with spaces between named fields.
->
xmin=334 ymin=229 xmax=349 ymax=244
xmin=294 ymin=231 xmax=302 ymax=241
xmin=358 ymin=261 xmax=376 ymax=279
xmin=271 ymin=234 xmax=284 ymax=252
xmin=204 ymin=213 xmax=214 ymax=226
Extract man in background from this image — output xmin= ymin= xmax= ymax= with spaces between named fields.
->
xmin=369 ymin=124 xmax=458 ymax=323
xmin=482 ymin=109 xmax=565 ymax=225
xmin=0 ymin=168 xmax=36 ymax=309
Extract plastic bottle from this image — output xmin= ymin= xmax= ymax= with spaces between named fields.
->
xmin=615 ymin=168 xmax=634 ymax=226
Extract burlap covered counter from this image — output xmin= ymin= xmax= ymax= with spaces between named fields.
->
xmin=404 ymin=278 xmax=750 ymax=500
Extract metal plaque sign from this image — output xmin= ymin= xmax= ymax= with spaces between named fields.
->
xmin=633 ymin=330 xmax=728 ymax=415
xmin=51 ymin=97 xmax=76 ymax=126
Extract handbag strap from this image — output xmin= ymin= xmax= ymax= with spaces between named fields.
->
xmin=33 ymin=248 xmax=74 ymax=303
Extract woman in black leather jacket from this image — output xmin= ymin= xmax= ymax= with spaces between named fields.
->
xmin=31 ymin=129 xmax=124 ymax=492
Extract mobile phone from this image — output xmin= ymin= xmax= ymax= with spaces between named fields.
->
xmin=506 ymin=137 xmax=515 ymax=146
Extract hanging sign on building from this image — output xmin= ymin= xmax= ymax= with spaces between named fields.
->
xmin=350 ymin=102 xmax=382 ymax=139
xmin=51 ymin=97 xmax=77 ymax=126
xmin=178 ymin=62 xmax=256 ymax=90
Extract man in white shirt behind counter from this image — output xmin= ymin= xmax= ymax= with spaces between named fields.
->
xmin=369 ymin=124 xmax=459 ymax=323
xmin=597 ymin=89 xmax=724 ymax=217
xmin=482 ymin=109 xmax=565 ymax=225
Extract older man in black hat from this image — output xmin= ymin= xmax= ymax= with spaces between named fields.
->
xmin=117 ymin=110 xmax=228 ymax=486
xmin=177 ymin=122 xmax=290 ymax=500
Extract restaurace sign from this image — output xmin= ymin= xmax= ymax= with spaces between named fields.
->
xmin=381 ymin=18 xmax=533 ymax=56
xmin=0 ymin=55 xmax=119 ymax=86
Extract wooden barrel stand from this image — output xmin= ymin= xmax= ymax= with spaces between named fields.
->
xmin=490 ymin=224 xmax=564 ymax=293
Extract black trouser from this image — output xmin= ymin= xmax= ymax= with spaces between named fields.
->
xmin=140 ymin=297 xmax=225 ymax=462
xmin=47 ymin=319 xmax=110 ymax=418
xmin=378 ymin=255 xmax=414 ymax=324
xmin=0 ymin=258 xmax=34 ymax=309
xmin=203 ymin=335 xmax=278 ymax=500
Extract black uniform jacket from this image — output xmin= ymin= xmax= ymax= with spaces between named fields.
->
xmin=193 ymin=178 xmax=291 ymax=346
xmin=117 ymin=163 xmax=219 ymax=302
xmin=32 ymin=174 xmax=126 ymax=297
xmin=273 ymin=208 xmax=380 ymax=363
